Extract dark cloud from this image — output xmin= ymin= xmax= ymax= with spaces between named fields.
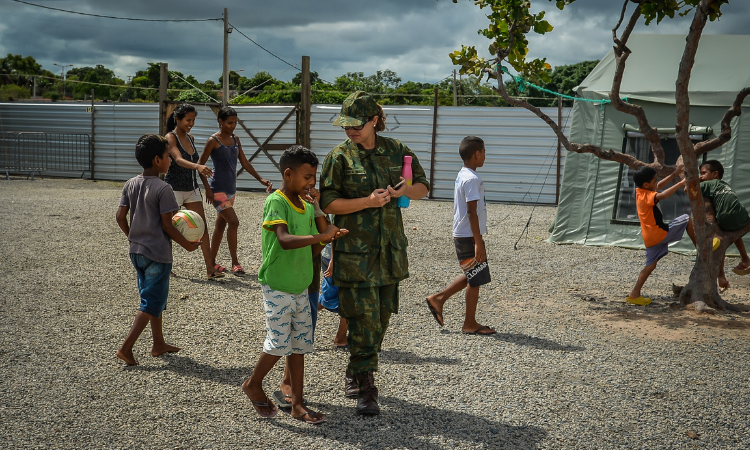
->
xmin=1 ymin=0 xmax=744 ymax=86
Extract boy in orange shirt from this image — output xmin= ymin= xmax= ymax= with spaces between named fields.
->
xmin=628 ymin=166 xmax=696 ymax=305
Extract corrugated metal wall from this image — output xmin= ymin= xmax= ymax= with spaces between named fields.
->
xmin=0 ymin=102 xmax=297 ymax=187
xmin=312 ymin=104 xmax=571 ymax=204
xmin=1 ymin=102 xmax=569 ymax=204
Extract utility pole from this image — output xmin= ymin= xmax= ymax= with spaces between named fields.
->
xmin=158 ymin=63 xmax=168 ymax=136
xmin=300 ymin=56 xmax=311 ymax=148
xmin=223 ymin=8 xmax=229 ymax=105
xmin=452 ymin=69 xmax=457 ymax=107
xmin=32 ymin=76 xmax=36 ymax=99
xmin=53 ymin=63 xmax=73 ymax=99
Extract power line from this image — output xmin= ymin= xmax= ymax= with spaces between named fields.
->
xmin=10 ymin=0 xmax=221 ymax=22
xmin=227 ymin=21 xmax=300 ymax=70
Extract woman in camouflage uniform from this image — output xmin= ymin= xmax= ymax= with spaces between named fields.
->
xmin=319 ymin=91 xmax=430 ymax=416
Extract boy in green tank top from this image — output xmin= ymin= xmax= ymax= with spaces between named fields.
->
xmin=242 ymin=146 xmax=347 ymax=424
xmin=700 ymin=160 xmax=750 ymax=291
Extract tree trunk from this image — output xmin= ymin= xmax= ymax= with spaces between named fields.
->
xmin=679 ymin=246 xmax=737 ymax=313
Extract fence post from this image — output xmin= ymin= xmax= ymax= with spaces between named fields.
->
xmin=158 ymin=63 xmax=168 ymax=136
xmin=428 ymin=86 xmax=439 ymax=199
xmin=90 ymin=88 xmax=95 ymax=179
xmin=300 ymin=56 xmax=311 ymax=149
xmin=556 ymin=89 xmax=562 ymax=205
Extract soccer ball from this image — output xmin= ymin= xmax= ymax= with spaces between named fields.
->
xmin=172 ymin=210 xmax=205 ymax=243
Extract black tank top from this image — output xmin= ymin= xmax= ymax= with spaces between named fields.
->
xmin=164 ymin=131 xmax=200 ymax=192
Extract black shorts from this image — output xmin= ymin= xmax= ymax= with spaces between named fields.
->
xmin=454 ymin=237 xmax=491 ymax=287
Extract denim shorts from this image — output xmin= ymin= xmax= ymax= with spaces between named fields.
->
xmin=645 ymin=214 xmax=690 ymax=266
xmin=130 ymin=253 xmax=171 ymax=318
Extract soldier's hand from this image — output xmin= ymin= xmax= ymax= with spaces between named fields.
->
xmin=368 ymin=189 xmax=391 ymax=208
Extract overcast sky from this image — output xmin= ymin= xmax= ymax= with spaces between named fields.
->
xmin=2 ymin=0 xmax=748 ymax=85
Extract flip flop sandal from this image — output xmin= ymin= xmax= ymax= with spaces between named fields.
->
xmin=462 ymin=325 xmax=497 ymax=335
xmin=425 ymin=299 xmax=444 ymax=327
xmin=207 ymin=272 xmax=225 ymax=280
xmin=732 ymin=264 xmax=750 ymax=276
xmin=249 ymin=396 xmax=278 ymax=418
xmin=232 ymin=264 xmax=246 ymax=275
xmin=214 ymin=264 xmax=228 ymax=273
xmin=292 ymin=410 xmax=326 ymax=424
xmin=272 ymin=390 xmax=307 ymax=409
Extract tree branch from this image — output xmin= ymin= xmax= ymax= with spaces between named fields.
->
xmin=695 ymin=87 xmax=750 ymax=156
xmin=608 ymin=3 xmax=667 ymax=166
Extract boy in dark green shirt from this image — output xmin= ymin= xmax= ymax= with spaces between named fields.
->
xmin=700 ymin=160 xmax=750 ymax=290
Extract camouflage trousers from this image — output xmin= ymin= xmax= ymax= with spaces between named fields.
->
xmin=338 ymin=283 xmax=399 ymax=375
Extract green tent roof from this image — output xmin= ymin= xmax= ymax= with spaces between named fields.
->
xmin=576 ymin=34 xmax=750 ymax=107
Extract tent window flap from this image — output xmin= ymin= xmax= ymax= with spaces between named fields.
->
xmin=611 ymin=132 xmax=705 ymax=225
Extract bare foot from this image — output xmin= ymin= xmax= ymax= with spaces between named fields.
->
xmin=719 ymin=277 xmax=730 ymax=293
xmin=462 ymin=324 xmax=496 ymax=335
xmin=151 ymin=343 xmax=181 ymax=357
xmin=242 ymin=378 xmax=277 ymax=418
xmin=116 ymin=348 xmax=138 ymax=366
xmin=333 ymin=340 xmax=347 ymax=347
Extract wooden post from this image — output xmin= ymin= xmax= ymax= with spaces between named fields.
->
xmin=158 ymin=63 xmax=168 ymax=136
xmin=452 ymin=70 xmax=457 ymax=107
xmin=300 ymin=56 xmax=311 ymax=149
xmin=222 ymin=8 xmax=229 ymax=105
xmin=556 ymin=89 xmax=562 ymax=205
xmin=90 ymin=88 xmax=95 ymax=179
xmin=428 ymin=86 xmax=439 ymax=199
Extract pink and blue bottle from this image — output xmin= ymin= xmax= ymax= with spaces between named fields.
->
xmin=397 ymin=155 xmax=412 ymax=208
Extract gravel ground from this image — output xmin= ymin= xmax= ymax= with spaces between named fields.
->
xmin=2 ymin=177 xmax=750 ymax=449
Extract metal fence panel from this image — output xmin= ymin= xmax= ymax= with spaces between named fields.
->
xmin=91 ymin=103 xmax=297 ymax=187
xmin=1 ymin=102 xmax=570 ymax=204
xmin=0 ymin=103 xmax=91 ymax=135
xmin=92 ymin=103 xmax=157 ymax=181
xmin=433 ymin=106 xmax=572 ymax=204
xmin=312 ymin=104 xmax=571 ymax=204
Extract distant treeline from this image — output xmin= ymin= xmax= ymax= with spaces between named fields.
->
xmin=0 ymin=54 xmax=597 ymax=107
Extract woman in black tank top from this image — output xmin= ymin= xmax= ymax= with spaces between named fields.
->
xmin=165 ymin=104 xmax=225 ymax=280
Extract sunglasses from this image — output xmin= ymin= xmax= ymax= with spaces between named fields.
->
xmin=341 ymin=118 xmax=372 ymax=131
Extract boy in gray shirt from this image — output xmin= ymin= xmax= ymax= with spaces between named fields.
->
xmin=115 ymin=134 xmax=200 ymax=366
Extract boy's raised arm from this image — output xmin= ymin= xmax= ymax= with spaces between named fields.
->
xmin=655 ymin=178 xmax=687 ymax=202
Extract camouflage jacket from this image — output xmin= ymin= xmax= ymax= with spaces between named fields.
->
xmin=319 ymin=135 xmax=430 ymax=288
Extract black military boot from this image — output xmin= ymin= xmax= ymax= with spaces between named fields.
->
xmin=344 ymin=368 xmax=359 ymax=399
xmin=355 ymin=371 xmax=379 ymax=416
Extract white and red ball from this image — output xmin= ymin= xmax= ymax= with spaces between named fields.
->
xmin=172 ymin=209 xmax=205 ymax=243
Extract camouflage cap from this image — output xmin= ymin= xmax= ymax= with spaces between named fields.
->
xmin=332 ymin=91 xmax=379 ymax=126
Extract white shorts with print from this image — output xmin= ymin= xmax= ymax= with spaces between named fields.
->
xmin=173 ymin=188 xmax=203 ymax=206
xmin=261 ymin=285 xmax=314 ymax=356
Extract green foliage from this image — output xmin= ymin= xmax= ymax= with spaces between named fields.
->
xmin=66 ymin=65 xmax=124 ymax=100
xmin=176 ymin=89 xmax=215 ymax=103
xmin=0 ymin=54 xmax=49 ymax=87
xmin=445 ymin=0 xmax=728 ymax=88
xmin=292 ymin=71 xmax=320 ymax=85
xmin=0 ymin=84 xmax=30 ymax=101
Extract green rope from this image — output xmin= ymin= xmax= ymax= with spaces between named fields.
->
xmin=497 ymin=65 xmax=622 ymax=104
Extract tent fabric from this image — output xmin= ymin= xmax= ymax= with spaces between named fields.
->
xmin=575 ymin=34 xmax=750 ymax=107
xmin=550 ymin=34 xmax=750 ymax=257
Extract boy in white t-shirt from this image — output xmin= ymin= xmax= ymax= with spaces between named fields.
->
xmin=426 ymin=136 xmax=496 ymax=335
